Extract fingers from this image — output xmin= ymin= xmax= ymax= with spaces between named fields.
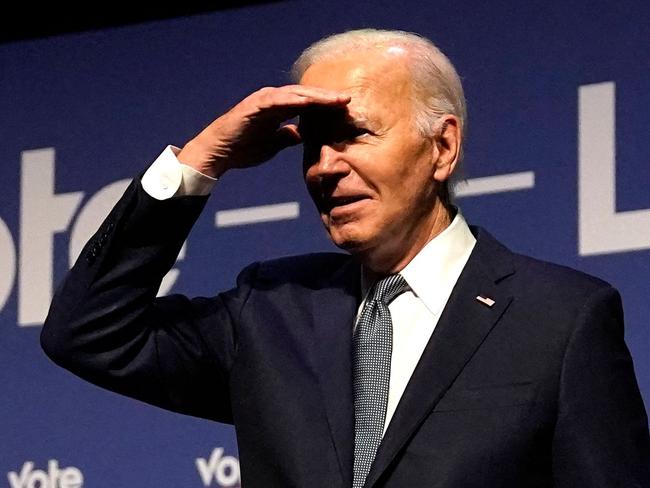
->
xmin=253 ymin=85 xmax=351 ymax=112
xmin=289 ymin=84 xmax=351 ymax=105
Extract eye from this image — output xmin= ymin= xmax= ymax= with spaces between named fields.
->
xmin=350 ymin=127 xmax=370 ymax=139
xmin=298 ymin=116 xmax=372 ymax=149
xmin=339 ymin=125 xmax=371 ymax=142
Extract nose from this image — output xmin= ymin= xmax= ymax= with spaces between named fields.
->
xmin=305 ymin=143 xmax=350 ymax=183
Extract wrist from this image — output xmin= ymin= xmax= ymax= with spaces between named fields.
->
xmin=177 ymin=139 xmax=229 ymax=178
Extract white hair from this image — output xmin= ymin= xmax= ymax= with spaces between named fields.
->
xmin=291 ymin=29 xmax=467 ymax=195
xmin=292 ymin=29 xmax=466 ymax=140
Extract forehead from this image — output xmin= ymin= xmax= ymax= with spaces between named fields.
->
xmin=299 ymin=49 xmax=414 ymax=118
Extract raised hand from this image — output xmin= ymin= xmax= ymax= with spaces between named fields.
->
xmin=177 ymin=85 xmax=351 ymax=178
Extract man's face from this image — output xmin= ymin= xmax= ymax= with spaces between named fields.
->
xmin=300 ymin=49 xmax=446 ymax=267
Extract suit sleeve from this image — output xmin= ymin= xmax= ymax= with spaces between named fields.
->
xmin=552 ymin=285 xmax=650 ymax=486
xmin=41 ymin=178 xmax=255 ymax=423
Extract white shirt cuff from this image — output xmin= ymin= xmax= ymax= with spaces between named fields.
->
xmin=141 ymin=145 xmax=217 ymax=200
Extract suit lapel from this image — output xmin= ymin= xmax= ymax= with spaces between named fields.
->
xmin=310 ymin=257 xmax=361 ymax=488
xmin=365 ymin=228 xmax=516 ymax=487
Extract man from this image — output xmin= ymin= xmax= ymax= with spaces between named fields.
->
xmin=41 ymin=29 xmax=650 ymax=487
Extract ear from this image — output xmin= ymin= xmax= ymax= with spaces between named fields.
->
xmin=431 ymin=115 xmax=461 ymax=183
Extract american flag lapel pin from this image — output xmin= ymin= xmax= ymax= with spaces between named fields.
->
xmin=476 ymin=295 xmax=495 ymax=307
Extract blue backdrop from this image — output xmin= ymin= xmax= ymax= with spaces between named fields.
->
xmin=1 ymin=1 xmax=648 ymax=486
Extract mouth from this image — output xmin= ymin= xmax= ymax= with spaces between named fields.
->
xmin=322 ymin=194 xmax=370 ymax=213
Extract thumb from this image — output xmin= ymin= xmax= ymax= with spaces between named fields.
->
xmin=274 ymin=124 xmax=301 ymax=149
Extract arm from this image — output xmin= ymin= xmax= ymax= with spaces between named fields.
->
xmin=552 ymin=286 xmax=650 ymax=486
xmin=41 ymin=84 xmax=350 ymax=420
xmin=41 ymin=179 xmax=253 ymax=421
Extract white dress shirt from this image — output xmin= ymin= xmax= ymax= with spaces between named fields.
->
xmin=142 ymin=146 xmax=477 ymax=435
xmin=357 ymin=214 xmax=476 ymax=433
xmin=142 ymin=145 xmax=217 ymax=198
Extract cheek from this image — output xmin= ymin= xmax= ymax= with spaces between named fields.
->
xmin=395 ymin=140 xmax=435 ymax=185
xmin=382 ymin=162 xmax=436 ymax=215
xmin=303 ymin=164 xmax=322 ymax=200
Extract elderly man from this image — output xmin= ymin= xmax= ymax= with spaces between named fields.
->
xmin=42 ymin=29 xmax=650 ymax=487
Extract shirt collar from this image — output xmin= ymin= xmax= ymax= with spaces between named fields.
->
xmin=361 ymin=209 xmax=476 ymax=316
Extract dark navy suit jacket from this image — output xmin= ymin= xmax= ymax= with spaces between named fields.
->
xmin=42 ymin=179 xmax=650 ymax=487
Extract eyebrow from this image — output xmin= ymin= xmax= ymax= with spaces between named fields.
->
xmin=299 ymin=107 xmax=375 ymax=134
xmin=348 ymin=111 xmax=379 ymax=131
xmin=349 ymin=112 xmax=369 ymax=126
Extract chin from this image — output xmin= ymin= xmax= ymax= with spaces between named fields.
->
xmin=327 ymin=228 xmax=373 ymax=254
xmin=323 ymin=216 xmax=379 ymax=253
